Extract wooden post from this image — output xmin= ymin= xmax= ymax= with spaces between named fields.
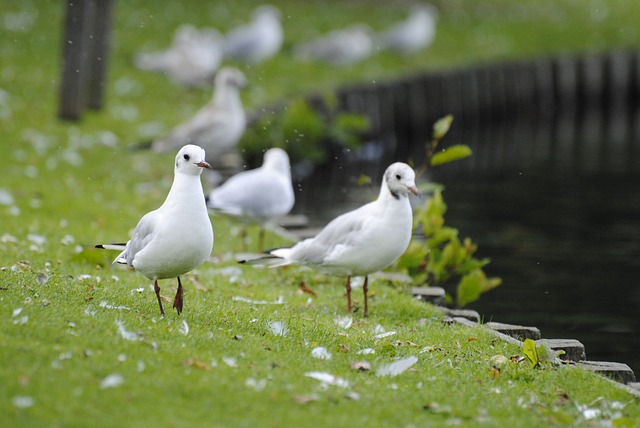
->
xmin=58 ymin=0 xmax=114 ymax=120
xmin=86 ymin=0 xmax=115 ymax=110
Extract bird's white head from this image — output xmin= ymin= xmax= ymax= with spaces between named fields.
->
xmin=384 ymin=162 xmax=418 ymax=199
xmin=214 ymin=67 xmax=247 ymax=90
xmin=173 ymin=24 xmax=199 ymax=47
xmin=262 ymin=147 xmax=291 ymax=174
xmin=253 ymin=4 xmax=281 ymax=22
xmin=175 ymin=145 xmax=212 ymax=176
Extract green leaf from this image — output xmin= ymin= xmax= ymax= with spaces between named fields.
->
xmin=425 ymin=226 xmax=458 ymax=247
xmin=456 ymin=269 xmax=501 ymax=307
xmin=334 ymin=112 xmax=370 ymax=134
xmin=395 ymin=242 xmax=428 ymax=270
xmin=456 ymin=271 xmax=483 ymax=307
xmin=523 ymin=339 xmax=540 ymax=369
xmin=432 ymin=114 xmax=454 ymax=141
xmin=431 ymin=145 xmax=473 ymax=167
xmin=441 ymin=240 xmax=462 ymax=268
xmin=356 ymin=174 xmax=372 ymax=185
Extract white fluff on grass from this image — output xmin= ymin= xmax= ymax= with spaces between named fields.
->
xmin=116 ymin=320 xmax=143 ymax=342
xmin=268 ymin=321 xmax=288 ymax=336
xmin=334 ymin=316 xmax=353 ymax=329
xmin=100 ymin=374 xmax=124 ymax=389
xmin=376 ymin=356 xmax=419 ymax=377
xmin=304 ymin=371 xmax=349 ymax=388
xmin=311 ymin=346 xmax=332 ymax=360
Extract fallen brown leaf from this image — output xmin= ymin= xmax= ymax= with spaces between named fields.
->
xmin=183 ymin=358 xmax=209 ymax=370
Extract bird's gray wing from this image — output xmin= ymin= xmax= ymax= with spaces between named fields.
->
xmin=289 ymin=203 xmax=372 ymax=265
xmin=152 ymin=105 xmax=227 ymax=151
xmin=224 ymin=26 xmax=259 ymax=58
xmin=121 ymin=210 xmax=159 ymax=267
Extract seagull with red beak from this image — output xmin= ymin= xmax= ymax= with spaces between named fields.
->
xmin=97 ymin=145 xmax=214 ymax=315
xmin=241 ymin=162 xmax=418 ymax=317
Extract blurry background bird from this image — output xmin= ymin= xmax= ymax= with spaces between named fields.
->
xmin=293 ymin=24 xmax=374 ymax=66
xmin=223 ymin=4 xmax=284 ymax=63
xmin=134 ymin=24 xmax=224 ymax=87
xmin=208 ymin=147 xmax=294 ymax=250
xmin=376 ymin=3 xmax=438 ymax=55
xmin=150 ymin=67 xmax=247 ymax=173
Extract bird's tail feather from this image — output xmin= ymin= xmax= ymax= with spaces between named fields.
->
xmin=95 ymin=243 xmax=128 ymax=265
xmin=95 ymin=243 xmax=127 ymax=251
xmin=239 ymin=255 xmax=292 ymax=268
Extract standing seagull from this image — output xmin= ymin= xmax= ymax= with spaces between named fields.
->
xmin=96 ymin=145 xmax=214 ymax=315
xmin=151 ymin=67 xmax=247 ymax=165
xmin=223 ymin=5 xmax=284 ymax=63
xmin=241 ymin=162 xmax=418 ymax=317
xmin=208 ymin=148 xmax=294 ymax=249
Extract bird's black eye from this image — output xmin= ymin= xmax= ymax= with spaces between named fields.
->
xmin=395 ymin=174 xmax=401 ymax=180
xmin=183 ymin=154 xmax=190 ymax=161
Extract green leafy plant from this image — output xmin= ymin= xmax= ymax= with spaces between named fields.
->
xmin=240 ymin=95 xmax=369 ymax=166
xmin=396 ymin=115 xmax=501 ymax=307
xmin=523 ymin=339 xmax=540 ymax=369
xmin=522 ymin=338 xmax=566 ymax=370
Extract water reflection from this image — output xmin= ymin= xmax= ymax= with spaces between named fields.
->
xmin=293 ymin=104 xmax=640 ymax=376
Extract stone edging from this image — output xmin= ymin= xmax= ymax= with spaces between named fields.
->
xmin=412 ymin=286 xmax=640 ymax=398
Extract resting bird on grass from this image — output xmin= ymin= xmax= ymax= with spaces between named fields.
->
xmin=151 ymin=67 xmax=247 ymax=166
xmin=293 ymin=24 xmax=374 ymax=66
xmin=134 ymin=24 xmax=224 ymax=87
xmin=223 ymin=5 xmax=283 ymax=63
xmin=96 ymin=145 xmax=214 ymax=315
xmin=208 ymin=148 xmax=295 ymax=250
xmin=241 ymin=162 xmax=418 ymax=317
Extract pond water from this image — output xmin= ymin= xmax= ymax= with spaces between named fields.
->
xmin=292 ymin=107 xmax=640 ymax=376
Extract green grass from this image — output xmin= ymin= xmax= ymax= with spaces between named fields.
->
xmin=3 ymin=264 xmax=640 ymax=427
xmin=2 ymin=1 xmax=640 ymax=426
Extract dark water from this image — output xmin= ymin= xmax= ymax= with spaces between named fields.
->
xmin=433 ymin=170 xmax=640 ymax=376
xmin=293 ymin=108 xmax=640 ymax=376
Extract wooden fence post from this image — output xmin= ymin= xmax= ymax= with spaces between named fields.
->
xmin=58 ymin=0 xmax=114 ymax=120
xmin=86 ymin=0 xmax=115 ymax=110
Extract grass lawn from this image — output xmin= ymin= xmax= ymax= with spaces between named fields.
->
xmin=1 ymin=1 xmax=640 ymax=426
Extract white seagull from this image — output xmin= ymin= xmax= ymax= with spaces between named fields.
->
xmin=293 ymin=24 xmax=374 ymax=66
xmin=376 ymin=4 xmax=438 ymax=55
xmin=151 ymin=67 xmax=247 ymax=164
xmin=208 ymin=148 xmax=294 ymax=249
xmin=241 ymin=162 xmax=418 ymax=317
xmin=96 ymin=145 xmax=214 ymax=315
xmin=134 ymin=24 xmax=224 ymax=87
xmin=223 ymin=5 xmax=284 ymax=63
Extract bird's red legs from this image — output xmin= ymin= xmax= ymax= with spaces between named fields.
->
xmin=299 ymin=280 xmax=317 ymax=297
xmin=345 ymin=275 xmax=352 ymax=314
xmin=173 ymin=276 xmax=184 ymax=315
xmin=154 ymin=280 xmax=165 ymax=316
xmin=363 ymin=276 xmax=369 ymax=318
